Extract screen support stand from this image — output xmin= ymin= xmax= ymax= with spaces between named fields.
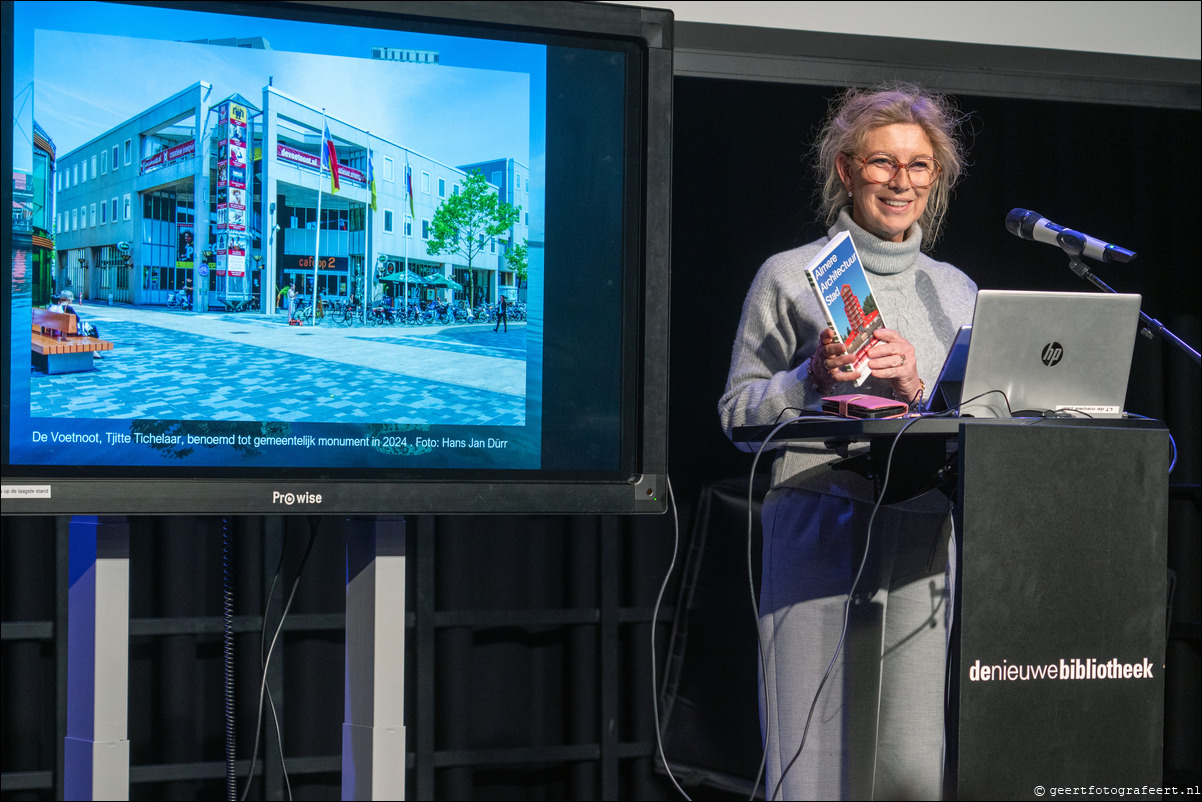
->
xmin=64 ymin=516 xmax=130 ymax=801
xmin=1060 ymin=245 xmax=1201 ymax=364
xmin=343 ymin=517 xmax=407 ymax=800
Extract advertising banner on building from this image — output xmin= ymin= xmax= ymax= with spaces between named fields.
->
xmin=142 ymin=139 xmax=196 ymax=174
xmin=228 ymin=164 xmax=246 ymax=188
xmin=213 ymin=102 xmax=248 ymax=285
xmin=227 ymin=234 xmax=246 ymax=277
xmin=176 ymin=224 xmax=194 ymax=269
xmin=277 ymin=142 xmax=366 ymax=186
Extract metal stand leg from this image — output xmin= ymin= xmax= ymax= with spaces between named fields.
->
xmin=64 ymin=516 xmax=130 ymax=801
xmin=342 ymin=517 xmax=407 ymax=800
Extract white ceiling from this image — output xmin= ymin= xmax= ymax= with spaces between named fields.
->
xmin=605 ymin=1 xmax=1201 ymax=61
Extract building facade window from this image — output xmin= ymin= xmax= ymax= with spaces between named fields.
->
xmin=101 ymin=149 xmax=108 ymax=175
xmin=73 ymin=164 xmax=79 ymax=185
xmin=80 ymin=206 xmax=87 ymax=228
xmin=383 ymin=156 xmax=394 ymax=182
xmin=421 ymin=171 xmax=430 ymax=194
xmin=90 ymin=203 xmax=97 ymax=227
xmin=124 ymin=139 xmax=132 ymax=166
xmin=112 ymin=145 xmax=119 ymax=170
xmin=421 ymin=219 xmax=430 ymax=239
xmin=111 ymin=198 xmax=118 ymax=223
xmin=123 ymin=194 xmax=131 ymax=220
xmin=71 ymin=209 xmax=78 ymax=231
xmin=91 ymin=155 xmax=97 ymax=179
xmin=140 ymin=189 xmax=194 ymax=292
xmin=384 ymin=209 xmax=393 ymax=232
xmin=282 ymin=203 xmax=356 ymax=232
xmin=404 ymin=218 xmax=412 ymax=237
xmin=101 ymin=202 xmax=107 ymax=225
xmin=438 ymin=177 xmax=446 ymax=198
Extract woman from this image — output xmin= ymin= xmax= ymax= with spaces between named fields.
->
xmin=51 ymin=289 xmax=105 ymax=359
xmin=287 ymin=283 xmax=298 ymax=322
xmin=719 ymin=84 xmax=976 ymax=800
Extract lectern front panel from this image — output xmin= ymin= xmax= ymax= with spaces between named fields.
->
xmin=952 ymin=423 xmax=1168 ymax=800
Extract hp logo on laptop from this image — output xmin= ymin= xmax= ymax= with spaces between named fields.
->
xmin=1041 ymin=342 xmax=1064 ymax=367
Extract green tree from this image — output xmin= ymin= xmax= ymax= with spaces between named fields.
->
xmin=426 ymin=170 xmax=520 ymax=305
xmin=506 ymin=238 xmax=529 ymax=286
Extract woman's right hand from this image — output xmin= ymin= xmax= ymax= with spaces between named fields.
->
xmin=809 ymin=328 xmax=855 ymax=389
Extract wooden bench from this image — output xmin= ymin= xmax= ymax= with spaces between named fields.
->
xmin=31 ymin=308 xmax=114 ymax=374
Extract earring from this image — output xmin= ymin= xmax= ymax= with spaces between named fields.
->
xmin=847 ymin=190 xmax=853 ymax=198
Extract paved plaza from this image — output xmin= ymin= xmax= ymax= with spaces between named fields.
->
xmin=28 ymin=304 xmax=529 ymax=425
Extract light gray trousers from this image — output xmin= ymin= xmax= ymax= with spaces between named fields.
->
xmin=758 ymin=487 xmax=953 ymax=801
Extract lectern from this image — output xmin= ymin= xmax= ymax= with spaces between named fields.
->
xmin=729 ymin=417 xmax=1168 ymax=800
xmin=949 ymin=421 xmax=1167 ymax=800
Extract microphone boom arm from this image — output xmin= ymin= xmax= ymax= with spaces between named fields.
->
xmin=1057 ymin=233 xmax=1201 ymax=365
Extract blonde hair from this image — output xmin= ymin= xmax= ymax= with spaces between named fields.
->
xmin=815 ymin=83 xmax=967 ymax=248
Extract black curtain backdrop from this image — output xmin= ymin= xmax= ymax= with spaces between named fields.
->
xmin=3 ymin=75 xmax=1199 ymax=801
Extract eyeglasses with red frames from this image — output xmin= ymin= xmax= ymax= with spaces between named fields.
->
xmin=844 ymin=152 xmax=942 ymax=188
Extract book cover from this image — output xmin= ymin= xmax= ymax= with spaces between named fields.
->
xmin=802 ymin=230 xmax=885 ymax=387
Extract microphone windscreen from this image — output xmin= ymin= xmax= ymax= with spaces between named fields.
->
xmin=1005 ymin=208 xmax=1037 ymax=238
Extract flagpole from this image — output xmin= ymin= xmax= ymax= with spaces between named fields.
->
xmin=365 ymin=144 xmax=372 ymax=321
xmin=403 ymin=151 xmax=410 ymax=315
xmin=314 ymin=111 xmax=326 ymax=327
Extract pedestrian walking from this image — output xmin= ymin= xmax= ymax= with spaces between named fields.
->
xmin=494 ymin=295 xmax=509 ymax=333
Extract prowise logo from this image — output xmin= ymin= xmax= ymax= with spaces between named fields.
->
xmin=271 ymin=490 xmax=324 ymax=506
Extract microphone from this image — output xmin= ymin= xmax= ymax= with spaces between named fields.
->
xmin=1005 ymin=209 xmax=1136 ymax=263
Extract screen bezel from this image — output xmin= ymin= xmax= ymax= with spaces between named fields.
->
xmin=1 ymin=0 xmax=672 ymax=514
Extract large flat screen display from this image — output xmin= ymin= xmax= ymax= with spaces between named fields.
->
xmin=2 ymin=0 xmax=672 ymax=514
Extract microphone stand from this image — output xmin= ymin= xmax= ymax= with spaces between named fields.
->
xmin=1057 ymin=234 xmax=1201 ymax=365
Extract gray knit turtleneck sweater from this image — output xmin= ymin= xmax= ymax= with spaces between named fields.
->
xmin=719 ymin=209 xmax=977 ymax=501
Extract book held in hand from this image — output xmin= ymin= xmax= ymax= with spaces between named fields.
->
xmin=802 ymin=230 xmax=885 ymax=387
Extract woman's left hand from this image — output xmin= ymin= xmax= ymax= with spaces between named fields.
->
xmin=866 ymin=329 xmax=923 ymax=403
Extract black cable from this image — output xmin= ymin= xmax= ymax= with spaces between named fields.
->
xmin=223 ymin=517 xmax=237 ymax=802
xmin=748 ymin=414 xmax=924 ymax=801
xmin=259 ymin=531 xmax=294 ymax=801
xmin=241 ymin=517 xmax=321 ymax=801
xmin=750 ymin=394 xmax=1017 ymax=798
xmin=650 ymin=476 xmax=692 ymax=801
xmin=743 ymin=413 xmax=830 ymax=801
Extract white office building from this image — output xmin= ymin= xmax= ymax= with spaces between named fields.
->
xmin=52 ymin=81 xmax=529 ymax=313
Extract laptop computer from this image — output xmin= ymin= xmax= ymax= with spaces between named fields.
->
xmin=927 ymin=290 xmax=1142 ymax=418
xmin=924 ymin=324 xmax=972 ymax=414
